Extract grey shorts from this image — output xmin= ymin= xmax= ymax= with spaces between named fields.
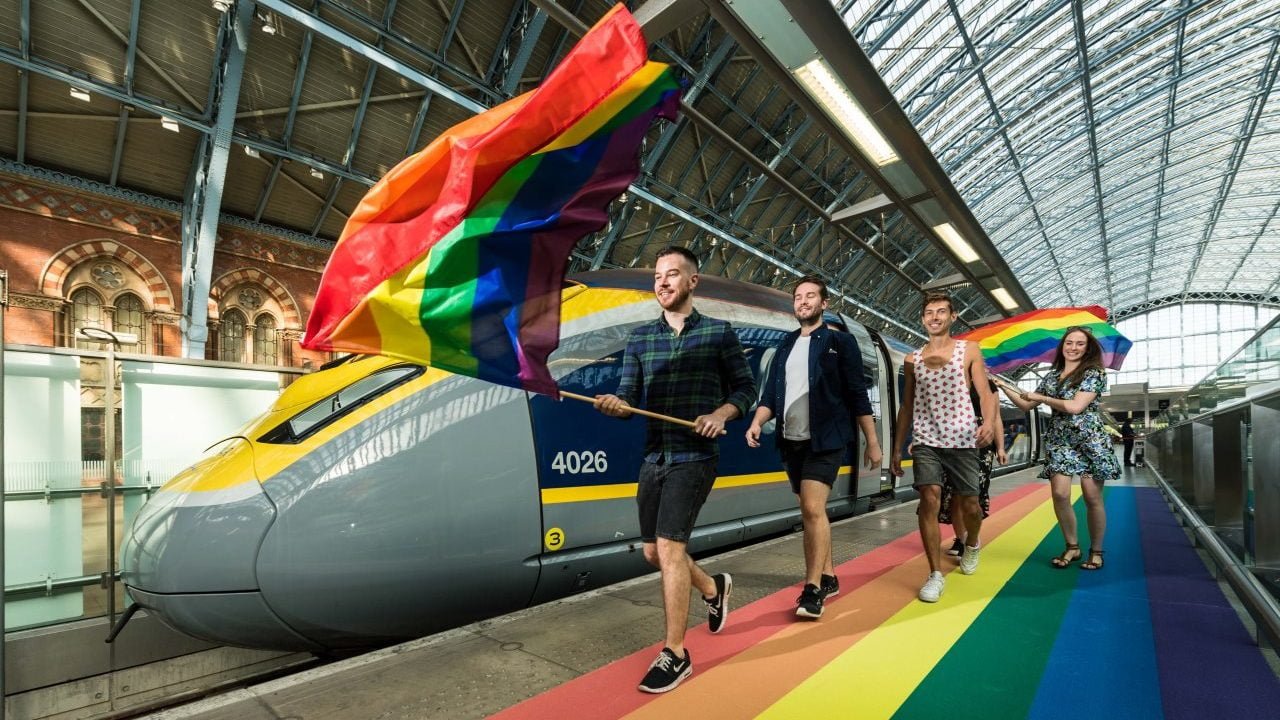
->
xmin=637 ymin=458 xmax=717 ymax=543
xmin=913 ymin=445 xmax=981 ymax=497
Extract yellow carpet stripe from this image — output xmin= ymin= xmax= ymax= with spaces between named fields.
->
xmin=758 ymin=489 xmax=1075 ymax=719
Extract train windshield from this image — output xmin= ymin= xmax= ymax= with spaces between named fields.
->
xmin=260 ymin=365 xmax=422 ymax=444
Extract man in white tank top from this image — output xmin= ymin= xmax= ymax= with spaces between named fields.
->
xmin=890 ymin=292 xmax=997 ymax=603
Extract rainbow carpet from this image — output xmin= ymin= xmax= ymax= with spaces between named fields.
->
xmin=494 ymin=485 xmax=1280 ymax=719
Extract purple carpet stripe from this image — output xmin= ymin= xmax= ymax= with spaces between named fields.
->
xmin=1136 ymin=487 xmax=1280 ymax=719
xmin=1029 ymin=487 xmax=1163 ymax=719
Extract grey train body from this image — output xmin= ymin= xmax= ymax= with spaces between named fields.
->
xmin=121 ymin=271 xmax=1041 ymax=652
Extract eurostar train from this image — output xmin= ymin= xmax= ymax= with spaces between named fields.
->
xmin=120 ymin=270 xmax=1042 ymax=652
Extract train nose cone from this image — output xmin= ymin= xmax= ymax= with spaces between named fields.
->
xmin=122 ymin=438 xmax=275 ymax=594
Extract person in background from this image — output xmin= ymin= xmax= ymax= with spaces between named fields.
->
xmin=998 ymin=327 xmax=1119 ymax=571
xmin=1121 ymin=417 xmax=1136 ymax=467
xmin=940 ymin=378 xmax=1007 ymax=557
xmin=746 ymin=277 xmax=881 ymax=620
xmin=594 ymin=246 xmax=756 ymax=694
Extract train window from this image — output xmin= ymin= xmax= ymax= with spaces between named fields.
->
xmin=259 ymin=365 xmax=423 ymax=444
xmin=863 ymin=360 xmax=881 ymax=419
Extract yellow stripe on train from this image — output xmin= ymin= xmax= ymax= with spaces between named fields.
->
xmin=540 ymin=466 xmax=863 ymax=505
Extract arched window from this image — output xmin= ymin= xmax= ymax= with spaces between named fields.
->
xmin=220 ymin=309 xmax=247 ymax=363
xmin=253 ymin=314 xmax=278 ymax=365
xmin=113 ymin=293 xmax=146 ymax=349
xmin=70 ymin=288 xmax=104 ymax=349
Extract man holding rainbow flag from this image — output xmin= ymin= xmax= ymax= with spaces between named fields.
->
xmin=301 ymin=3 xmax=758 ymax=696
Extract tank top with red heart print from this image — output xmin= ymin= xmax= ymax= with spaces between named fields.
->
xmin=911 ymin=340 xmax=978 ymax=449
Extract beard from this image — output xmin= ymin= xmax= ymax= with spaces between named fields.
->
xmin=658 ymin=285 xmax=692 ymax=310
xmin=794 ymin=306 xmax=823 ymax=324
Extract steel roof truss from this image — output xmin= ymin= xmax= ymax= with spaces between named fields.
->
xmin=108 ymin=0 xmax=142 ymax=187
xmin=182 ymin=1 xmax=253 ymax=358
xmin=16 ymin=0 xmax=30 ymax=164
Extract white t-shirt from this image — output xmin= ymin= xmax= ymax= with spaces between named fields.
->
xmin=782 ymin=336 xmax=811 ymax=441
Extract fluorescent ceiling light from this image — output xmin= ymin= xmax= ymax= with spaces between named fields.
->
xmin=69 ymin=87 xmax=91 ymax=102
xmin=990 ymin=287 xmax=1019 ymax=311
xmin=309 ymin=168 xmax=324 ymax=180
xmin=160 ymin=117 xmax=180 ymax=132
xmin=932 ymin=222 xmax=979 ymax=264
xmin=793 ymin=58 xmax=898 ymax=167
xmin=244 ymin=145 xmax=260 ymax=158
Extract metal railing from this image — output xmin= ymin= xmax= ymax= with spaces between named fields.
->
xmin=1145 ymin=314 xmax=1280 ymax=652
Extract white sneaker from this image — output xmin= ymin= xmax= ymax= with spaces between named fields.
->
xmin=960 ymin=545 xmax=981 ymax=575
xmin=919 ymin=571 xmax=945 ymax=602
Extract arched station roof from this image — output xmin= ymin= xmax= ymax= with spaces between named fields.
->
xmin=1 ymin=0 xmax=1275 ymax=343
xmin=837 ymin=0 xmax=1280 ymax=314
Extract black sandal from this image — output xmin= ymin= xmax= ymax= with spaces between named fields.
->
xmin=1082 ymin=548 xmax=1105 ymax=570
xmin=1051 ymin=543 xmax=1081 ymax=568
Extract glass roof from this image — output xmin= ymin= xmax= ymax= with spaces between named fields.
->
xmin=836 ymin=0 xmax=1280 ymax=314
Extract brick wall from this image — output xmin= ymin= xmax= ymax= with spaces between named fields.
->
xmin=0 ymin=175 xmax=329 ymax=369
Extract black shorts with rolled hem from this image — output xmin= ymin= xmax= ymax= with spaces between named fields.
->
xmin=780 ymin=438 xmax=843 ymax=494
xmin=637 ymin=458 xmax=718 ymax=543
xmin=912 ymin=445 xmax=981 ymax=497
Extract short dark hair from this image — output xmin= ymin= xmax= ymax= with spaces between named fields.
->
xmin=921 ymin=291 xmax=953 ymax=315
xmin=792 ymin=275 xmax=829 ymax=300
xmin=656 ymin=245 xmax=700 ymax=271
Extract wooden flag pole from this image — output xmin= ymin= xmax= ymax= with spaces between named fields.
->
xmin=991 ymin=376 xmax=1026 ymax=396
xmin=560 ymin=390 xmax=724 ymax=433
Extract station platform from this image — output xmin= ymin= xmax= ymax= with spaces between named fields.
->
xmin=147 ymin=467 xmax=1280 ymax=720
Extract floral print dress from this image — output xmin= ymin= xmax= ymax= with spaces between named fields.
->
xmin=1037 ymin=367 xmax=1121 ymax=483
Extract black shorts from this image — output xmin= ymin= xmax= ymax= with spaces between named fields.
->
xmin=781 ymin=439 xmax=843 ymax=494
xmin=637 ymin=458 xmax=717 ymax=543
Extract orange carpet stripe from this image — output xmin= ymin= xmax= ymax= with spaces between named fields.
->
xmin=622 ymin=485 xmax=1051 ymax=719
xmin=492 ymin=482 xmax=1045 ymax=720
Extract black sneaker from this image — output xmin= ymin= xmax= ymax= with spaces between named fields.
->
xmin=945 ymin=538 xmax=965 ymax=557
xmin=820 ymin=573 xmax=840 ymax=599
xmin=795 ymin=583 xmax=825 ymax=619
xmin=704 ymin=573 xmax=732 ymax=634
xmin=638 ymin=647 xmax=692 ymax=693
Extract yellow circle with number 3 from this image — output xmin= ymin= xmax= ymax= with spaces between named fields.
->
xmin=544 ymin=527 xmax=566 ymax=551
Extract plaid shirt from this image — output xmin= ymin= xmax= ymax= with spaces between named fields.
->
xmin=616 ymin=308 xmax=757 ymax=461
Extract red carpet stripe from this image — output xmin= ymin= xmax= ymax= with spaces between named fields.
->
xmin=492 ymin=482 xmax=1044 ymax=720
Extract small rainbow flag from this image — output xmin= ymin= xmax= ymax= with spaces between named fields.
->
xmin=957 ymin=306 xmax=1132 ymax=375
xmin=302 ymin=5 xmax=680 ymax=395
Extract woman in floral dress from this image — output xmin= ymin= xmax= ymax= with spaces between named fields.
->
xmin=1000 ymin=327 xmax=1120 ymax=570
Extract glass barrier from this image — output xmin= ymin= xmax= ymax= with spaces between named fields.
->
xmin=3 ymin=347 xmax=301 ymax=631
xmin=1155 ymin=313 xmax=1280 ymax=427
xmin=3 ymin=352 xmax=84 ymax=628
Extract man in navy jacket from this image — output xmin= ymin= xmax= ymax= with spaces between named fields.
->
xmin=746 ymin=276 xmax=882 ymax=619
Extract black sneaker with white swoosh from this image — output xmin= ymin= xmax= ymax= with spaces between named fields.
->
xmin=704 ymin=573 xmax=732 ymax=633
xmin=638 ymin=647 xmax=692 ymax=693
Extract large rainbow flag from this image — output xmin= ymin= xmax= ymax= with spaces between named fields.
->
xmin=958 ymin=306 xmax=1132 ymax=375
xmin=302 ymin=5 xmax=680 ymax=395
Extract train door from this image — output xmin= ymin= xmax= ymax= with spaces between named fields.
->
xmin=526 ymin=318 xmax=650 ymax=602
xmin=893 ymin=362 xmax=917 ymax=493
xmin=702 ymin=325 xmax=805 ymax=540
xmin=525 ymin=317 xmax=794 ymax=602
xmin=840 ymin=317 xmax=889 ymax=499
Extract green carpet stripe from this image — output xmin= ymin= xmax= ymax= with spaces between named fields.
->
xmin=890 ymin=499 xmax=1087 ymax=719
